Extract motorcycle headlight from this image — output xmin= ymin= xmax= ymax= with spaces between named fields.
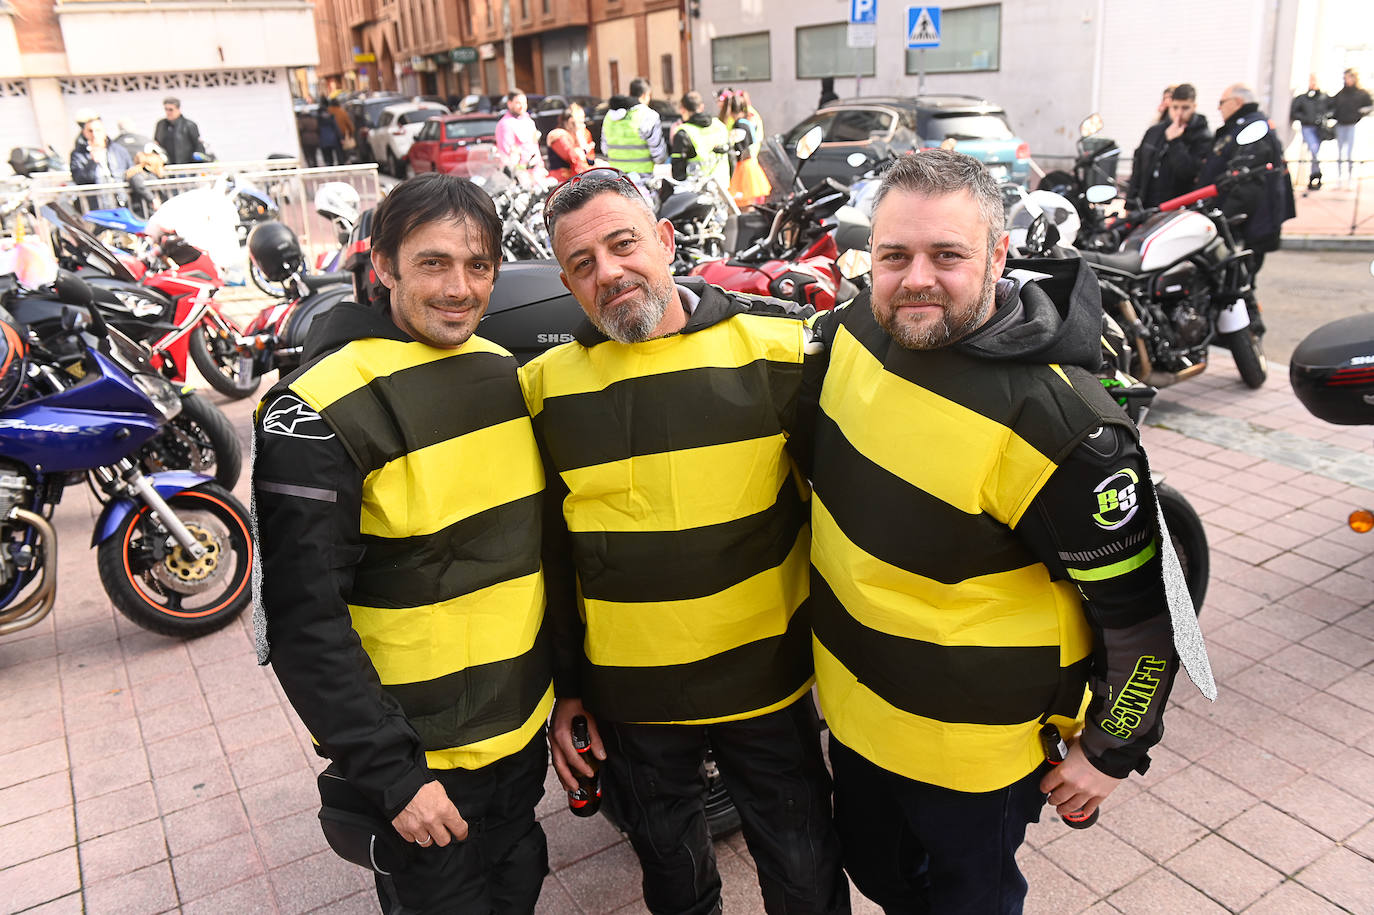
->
xmin=132 ymin=373 xmax=183 ymax=420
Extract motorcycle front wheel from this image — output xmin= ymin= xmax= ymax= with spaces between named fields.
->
xmin=1225 ymin=329 xmax=1268 ymax=389
xmin=136 ymin=392 xmax=243 ymax=489
xmin=96 ymin=485 xmax=253 ymax=638
xmin=1157 ymin=482 xmax=1209 ymax=613
xmin=190 ymin=323 xmax=262 ymax=399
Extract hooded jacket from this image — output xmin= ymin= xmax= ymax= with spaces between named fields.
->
xmin=1196 ymin=102 xmax=1296 ymax=249
xmin=599 ymin=99 xmax=668 ymax=169
xmin=670 ymin=111 xmax=729 ymax=182
xmin=253 ymin=301 xmax=551 ymax=818
xmin=1127 ymin=113 xmax=1212 ymax=208
xmin=807 ymin=259 xmax=1180 ymax=791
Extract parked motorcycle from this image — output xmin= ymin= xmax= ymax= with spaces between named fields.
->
xmin=655 ymin=172 xmax=737 ymax=273
xmin=1289 ymin=259 xmax=1374 ymax=537
xmin=1038 ymin=114 xmax=1122 ymax=220
xmin=0 ymin=268 xmax=253 ymax=639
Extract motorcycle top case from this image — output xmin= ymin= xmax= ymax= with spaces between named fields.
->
xmin=1290 ymin=312 xmax=1374 ymax=425
xmin=479 ymin=261 xmax=584 ymax=363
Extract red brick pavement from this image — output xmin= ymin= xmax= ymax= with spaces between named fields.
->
xmin=0 ymin=334 xmax=1371 ymax=913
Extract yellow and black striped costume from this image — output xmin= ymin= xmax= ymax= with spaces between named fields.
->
xmin=286 ymin=333 xmax=553 ymax=770
xmin=811 ymin=301 xmax=1136 ymax=793
xmin=520 ymin=287 xmax=813 ymax=725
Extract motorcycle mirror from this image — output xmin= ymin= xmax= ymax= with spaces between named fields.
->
xmin=1085 ymin=184 xmax=1117 ymax=204
xmin=846 ymin=152 xmax=869 ymax=168
xmin=1236 ymin=120 xmax=1270 ymax=146
xmin=796 ymin=125 xmax=824 ymax=162
xmin=837 ymin=249 xmax=872 ymax=279
xmin=53 ymin=269 xmax=94 ymax=308
xmin=1079 ymin=113 xmax=1104 ymax=138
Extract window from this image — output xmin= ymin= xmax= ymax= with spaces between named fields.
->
xmin=784 ymin=112 xmax=835 ymax=146
xmin=417 ymin=121 xmax=439 ymax=141
xmin=660 ymin=54 xmax=675 ymax=96
xmin=829 ymin=108 xmax=893 ymax=142
xmin=795 ymin=23 xmax=874 ymax=79
xmin=905 ymin=4 xmax=1000 ymax=74
xmin=711 ymin=32 xmax=770 ymax=83
xmin=403 ymin=109 xmax=447 ymax=125
xmin=542 ymin=0 xmax=550 ymax=13
xmin=919 ymin=112 xmax=1014 ymax=142
xmin=445 ymin=118 xmax=499 ymax=140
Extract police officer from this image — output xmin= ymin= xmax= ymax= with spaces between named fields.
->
xmin=670 ymin=90 xmax=730 ymax=186
xmin=806 ymin=149 xmax=1204 ymax=912
xmin=600 ymin=77 xmax=669 ymax=183
xmin=523 ymin=169 xmax=849 ymax=915
xmin=253 ymin=174 xmax=553 ymax=913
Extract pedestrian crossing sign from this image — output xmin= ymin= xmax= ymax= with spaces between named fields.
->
xmin=906 ymin=6 xmax=941 ymax=48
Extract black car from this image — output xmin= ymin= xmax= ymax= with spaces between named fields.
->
xmin=781 ymin=95 xmax=1032 ymax=186
xmin=344 ymin=93 xmax=406 ymax=162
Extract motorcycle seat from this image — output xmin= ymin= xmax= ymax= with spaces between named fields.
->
xmin=1077 ymin=248 xmax=1144 ymax=276
xmin=300 ymin=272 xmax=352 ymax=293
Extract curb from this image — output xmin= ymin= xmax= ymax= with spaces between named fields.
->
xmin=1282 ymin=234 xmax=1374 ymax=252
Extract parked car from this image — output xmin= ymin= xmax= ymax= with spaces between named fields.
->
xmin=344 ymin=92 xmax=405 ymax=162
xmin=370 ymin=102 xmax=450 ymax=176
xmin=406 ymin=113 xmax=502 ymax=176
xmin=781 ymin=95 xmax=1032 ymax=187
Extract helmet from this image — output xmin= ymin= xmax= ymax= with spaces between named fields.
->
xmin=247 ymin=221 xmax=304 ymax=282
xmin=1007 ymin=190 xmax=1081 ymax=255
xmin=0 ymin=307 xmax=30 ymax=410
xmin=314 ymin=182 xmax=361 ymax=226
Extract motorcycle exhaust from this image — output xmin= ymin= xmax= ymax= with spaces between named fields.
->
xmin=0 ymin=508 xmax=58 ymax=636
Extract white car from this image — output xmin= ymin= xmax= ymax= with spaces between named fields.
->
xmin=369 ymin=102 xmax=450 ymax=176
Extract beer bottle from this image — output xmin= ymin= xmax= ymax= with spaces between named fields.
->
xmin=568 ymin=715 xmax=601 ymax=817
xmin=1040 ymin=724 xmax=1099 ymax=829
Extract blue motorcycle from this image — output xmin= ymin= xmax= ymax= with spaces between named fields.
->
xmin=0 ymin=270 xmax=253 ymax=638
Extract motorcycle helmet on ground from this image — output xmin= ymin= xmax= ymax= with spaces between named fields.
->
xmin=247 ymin=221 xmax=304 ymax=283
xmin=0 ymin=306 xmax=29 ymax=409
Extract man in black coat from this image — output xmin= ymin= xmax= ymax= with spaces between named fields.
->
xmin=153 ymin=96 xmax=205 ymax=165
xmin=1196 ymin=83 xmax=1296 ymax=278
xmin=1290 ymin=74 xmax=1331 ymax=190
xmin=1127 ymin=83 xmax=1212 ymax=208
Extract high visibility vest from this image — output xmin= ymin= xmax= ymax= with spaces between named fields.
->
xmin=520 ymin=307 xmax=813 ymax=725
xmin=679 ymin=118 xmax=730 ymax=187
xmin=811 ymin=302 xmax=1134 ymax=792
xmin=603 ymin=106 xmax=657 ymax=173
xmin=290 ymin=334 xmax=553 ymax=770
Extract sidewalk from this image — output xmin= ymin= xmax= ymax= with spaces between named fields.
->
xmin=1283 ymin=160 xmax=1374 ymax=245
xmin=1 ymin=348 xmax=1372 ymax=913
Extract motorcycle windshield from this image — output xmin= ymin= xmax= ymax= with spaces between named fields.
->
xmin=39 ymin=203 xmax=139 ymax=283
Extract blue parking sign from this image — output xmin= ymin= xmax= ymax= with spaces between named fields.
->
xmin=906 ymin=6 xmax=941 ymax=48
xmin=850 ymin=0 xmax=877 ymax=25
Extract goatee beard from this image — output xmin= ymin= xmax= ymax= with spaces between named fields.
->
xmin=876 ymin=254 xmax=998 ymax=350
xmin=593 ymin=280 xmax=674 ymax=343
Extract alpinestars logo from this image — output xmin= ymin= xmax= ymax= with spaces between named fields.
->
xmin=1092 ymin=467 xmax=1139 ymax=530
xmin=263 ymin=395 xmax=335 ymax=440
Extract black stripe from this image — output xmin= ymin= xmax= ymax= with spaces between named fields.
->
xmin=811 ymin=411 xmax=1034 ymax=583
xmin=319 ymin=350 xmax=526 ymax=474
xmin=387 ymin=622 xmax=551 ymax=752
xmin=353 ymin=494 xmax=543 ymax=609
xmin=534 ymin=359 xmax=800 ymax=471
xmin=582 ymin=602 xmax=813 ymax=723
xmin=836 ymin=304 xmax=1097 ymax=463
xmin=811 ymin=570 xmax=1089 ymax=726
xmin=574 ymin=478 xmax=806 ymax=603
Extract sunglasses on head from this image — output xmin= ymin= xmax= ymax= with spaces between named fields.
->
xmin=542 ymin=166 xmax=639 ymax=225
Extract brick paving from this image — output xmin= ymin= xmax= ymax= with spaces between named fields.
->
xmin=0 ymin=304 xmax=1372 ymax=912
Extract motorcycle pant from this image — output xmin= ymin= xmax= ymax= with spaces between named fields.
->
xmin=601 ymin=697 xmax=850 ymax=915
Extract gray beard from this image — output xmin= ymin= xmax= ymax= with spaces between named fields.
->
xmin=593 ymin=280 xmax=675 ymax=343
xmin=876 ymin=253 xmax=999 ymax=350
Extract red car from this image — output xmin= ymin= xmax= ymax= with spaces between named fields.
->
xmin=406 ymin=113 xmax=502 ymax=176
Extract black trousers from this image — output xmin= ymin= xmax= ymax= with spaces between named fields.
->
xmin=372 ymin=732 xmax=550 ymax=915
xmin=829 ymin=736 xmax=1047 ymax=915
xmin=601 ymin=697 xmax=850 ymax=915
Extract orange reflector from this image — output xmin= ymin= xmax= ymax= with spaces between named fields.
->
xmin=1351 ymin=509 xmax=1374 ymax=534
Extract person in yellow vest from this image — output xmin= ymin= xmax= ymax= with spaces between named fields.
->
xmin=805 ymin=149 xmax=1203 ymax=912
xmin=253 ymin=174 xmax=553 ymax=913
xmin=669 ymin=90 xmax=730 ymax=187
xmin=600 ymin=77 xmax=669 ymax=189
xmin=522 ymin=168 xmax=849 ymax=915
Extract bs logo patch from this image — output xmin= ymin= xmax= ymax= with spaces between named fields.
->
xmin=1092 ymin=467 xmax=1139 ymax=530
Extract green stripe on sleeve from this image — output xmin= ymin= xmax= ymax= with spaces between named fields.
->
xmin=1067 ymin=540 xmax=1159 ymax=582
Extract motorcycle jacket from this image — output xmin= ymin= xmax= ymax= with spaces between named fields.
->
xmin=600 ymin=103 xmax=668 ymax=173
xmin=1126 ymin=113 xmax=1212 ymax=208
xmin=520 ymin=279 xmax=815 ymax=725
xmin=671 ymin=113 xmax=730 ymax=185
xmin=1290 ymin=90 xmax=1331 ymax=127
xmin=1197 ymin=103 xmax=1295 ymax=251
xmin=153 ymin=115 xmax=204 ymax=165
xmin=807 ymin=258 xmax=1180 ymax=793
xmin=1331 ymin=85 xmax=1373 ymax=125
xmin=252 ymin=301 xmax=553 ymax=818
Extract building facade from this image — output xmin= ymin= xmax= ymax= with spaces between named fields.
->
xmin=2 ymin=0 xmax=316 ymax=164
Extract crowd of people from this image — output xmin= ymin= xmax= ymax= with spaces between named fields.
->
xmin=67 ymin=97 xmax=205 ymax=215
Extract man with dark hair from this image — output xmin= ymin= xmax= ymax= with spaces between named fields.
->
xmin=600 ymin=77 xmax=668 ymax=183
xmin=1127 ymin=82 xmax=1212 ymax=208
xmin=153 ymin=96 xmax=205 ymax=165
xmin=670 ymin=90 xmax=729 ymax=184
xmin=805 ymin=148 xmax=1210 ymax=912
xmin=253 ymin=172 xmax=554 ymax=913
xmin=525 ymin=169 xmax=850 ymax=915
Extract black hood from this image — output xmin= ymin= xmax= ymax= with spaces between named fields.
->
xmin=955 ymin=257 xmax=1103 ymax=371
xmin=303 ymin=299 xmax=410 ymax=361
xmin=685 ymin=112 xmax=714 ymax=128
